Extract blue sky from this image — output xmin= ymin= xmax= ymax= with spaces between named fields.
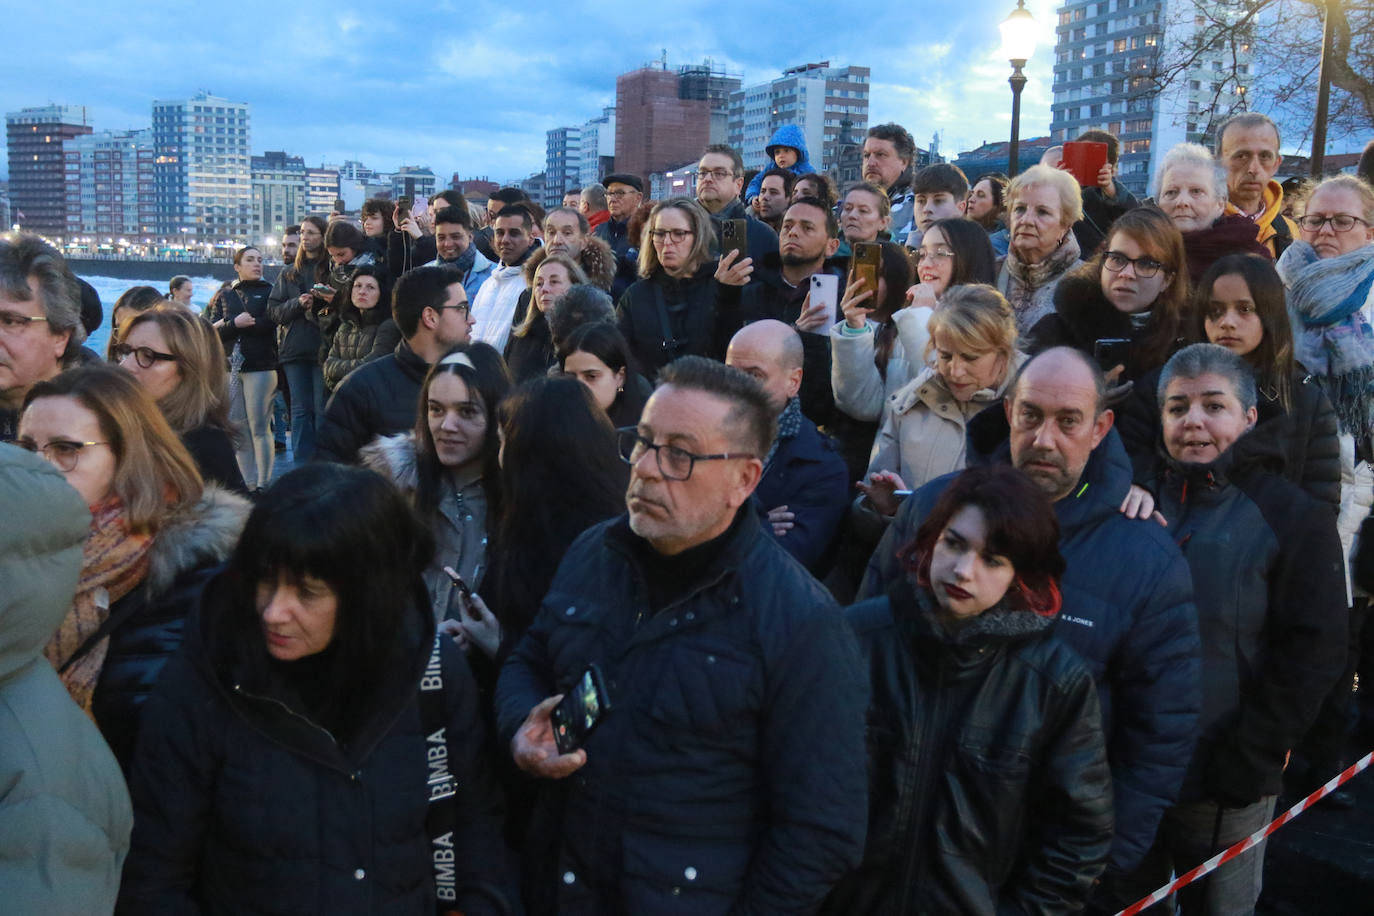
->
xmin=4 ymin=0 xmax=1064 ymax=182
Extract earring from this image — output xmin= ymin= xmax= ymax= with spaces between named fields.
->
xmin=617 ymin=385 xmax=624 ymax=393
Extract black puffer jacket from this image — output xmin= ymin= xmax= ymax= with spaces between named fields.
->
xmin=1121 ymin=366 xmax=1341 ymax=512
xmin=495 ymin=509 xmax=869 ymax=915
xmin=1156 ymin=440 xmax=1348 ymax=805
xmin=267 ymin=254 xmax=327 ymax=364
xmin=314 ymin=339 xmax=429 ymax=464
xmin=322 ymin=307 xmax=401 ymax=391
xmin=206 ymin=279 xmax=277 ymax=372
xmin=91 ymin=485 xmax=250 ymax=774
xmin=617 ymin=263 xmax=729 ymax=379
xmin=823 ymin=579 xmax=1113 ymax=915
xmin=119 ymin=570 xmax=506 ymax=915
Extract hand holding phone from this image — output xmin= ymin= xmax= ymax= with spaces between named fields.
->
xmin=551 ymin=665 xmax=613 ymax=755
xmin=512 ymin=695 xmax=588 ymax=780
xmin=809 ymin=274 xmax=839 ymax=317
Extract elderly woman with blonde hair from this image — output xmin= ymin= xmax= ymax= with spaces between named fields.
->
xmin=996 ymin=164 xmax=1084 ymax=333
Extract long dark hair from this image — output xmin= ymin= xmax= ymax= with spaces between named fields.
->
xmin=216 ymin=463 xmax=434 ymax=736
xmin=490 ymin=376 xmax=627 ymax=636
xmin=899 ymin=465 xmax=1065 ymax=617
xmin=557 ymin=321 xmax=647 ymax=425
xmin=1190 ymin=253 xmax=1294 ymax=411
xmin=928 ymin=217 xmax=998 ymax=286
xmin=413 ymin=343 xmax=512 ymax=526
xmin=338 ymin=264 xmax=392 ymax=326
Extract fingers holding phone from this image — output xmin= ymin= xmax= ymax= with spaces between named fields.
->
xmin=793 ymin=291 xmax=831 ymax=333
xmin=512 ymin=695 xmax=587 ymax=780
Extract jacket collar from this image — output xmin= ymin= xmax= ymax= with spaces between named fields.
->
xmin=604 ymin=503 xmax=764 ymax=584
xmin=394 ymin=338 xmax=430 ymax=381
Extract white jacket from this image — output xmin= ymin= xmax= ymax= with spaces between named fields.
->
xmin=470 ymin=263 xmax=527 ymax=353
xmin=829 ymin=306 xmax=934 ymax=422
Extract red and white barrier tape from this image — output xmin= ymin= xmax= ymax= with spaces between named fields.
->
xmin=1114 ymin=749 xmax=1374 ymax=916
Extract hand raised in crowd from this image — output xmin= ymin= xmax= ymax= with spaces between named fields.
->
xmin=766 ymin=505 xmax=795 ymax=537
xmin=512 ymin=695 xmax=587 ymax=779
xmin=400 ymin=215 xmax=423 ymax=239
xmin=857 ymin=470 xmax=908 ymax=518
xmin=841 ymin=277 xmax=876 ymax=329
xmin=233 ymin=311 xmax=256 ymax=328
xmin=793 ymin=290 xmax=832 ymax=333
xmin=415 ymin=207 xmax=434 ymax=235
xmin=904 ymin=282 xmax=939 ymax=311
xmin=1120 ymin=483 xmax=1167 ymax=527
xmin=438 ymin=591 xmax=502 ymax=659
xmin=1097 ymin=162 xmax=1117 ymax=199
xmin=715 ymin=249 xmax=754 ymax=287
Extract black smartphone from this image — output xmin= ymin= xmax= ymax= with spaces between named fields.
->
xmin=552 ymin=664 xmax=612 ymax=755
xmin=1093 ymin=337 xmax=1132 ymax=372
xmin=442 ymin=565 xmax=479 ymax=620
xmin=721 ymin=218 xmax=748 ymax=262
xmin=852 ymin=242 xmax=882 ymax=297
xmin=333 ymin=197 xmax=347 ymax=214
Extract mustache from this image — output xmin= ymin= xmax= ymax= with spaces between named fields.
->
xmin=1017 ymin=448 xmax=1066 ymax=472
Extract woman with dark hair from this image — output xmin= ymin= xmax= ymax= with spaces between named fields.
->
xmin=107 ymin=285 xmax=167 ymax=360
xmin=268 ymin=215 xmax=329 ymax=461
xmin=361 ymin=344 xmax=512 ymax=623
xmin=117 ymin=463 xmax=506 ymax=914
xmin=823 ymin=464 xmax=1112 ymax=914
xmin=321 ymin=264 xmax=400 ymax=391
xmin=965 ymin=174 xmax=1010 ymax=255
xmin=360 ymin=197 xmax=396 ymax=262
xmin=18 ymin=364 xmax=250 ymax=772
xmin=205 ymin=246 xmax=278 ymax=491
xmin=905 ymin=216 xmax=999 ymax=314
xmin=557 ymin=321 xmax=652 ymax=429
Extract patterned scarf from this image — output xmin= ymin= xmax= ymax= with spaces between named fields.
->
xmin=764 ymin=396 xmax=804 ymax=469
xmin=1280 ymin=241 xmax=1374 ymax=437
xmin=1003 ymin=232 xmax=1081 ymax=330
xmin=44 ymin=499 xmax=153 ymax=715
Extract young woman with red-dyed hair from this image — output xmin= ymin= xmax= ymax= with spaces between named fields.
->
xmin=823 ymin=464 xmax=1115 ymax=914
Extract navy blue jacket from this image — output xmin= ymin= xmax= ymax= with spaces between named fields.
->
xmin=754 ymin=417 xmax=850 ymax=575
xmin=495 ymin=510 xmax=869 ymax=915
xmin=859 ymin=406 xmax=1200 ymax=873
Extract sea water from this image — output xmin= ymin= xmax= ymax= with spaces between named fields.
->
xmin=78 ymin=274 xmax=221 ymax=357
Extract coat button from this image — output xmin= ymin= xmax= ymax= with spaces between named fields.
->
xmin=354 ymin=868 xmax=365 ymax=880
xmin=671 ymin=887 xmax=682 ymax=895
xmin=684 ymin=612 xmax=695 ymax=621
xmin=562 ymin=871 xmax=576 ymax=885
xmin=669 ymin=618 xmax=678 ymax=627
xmin=706 ymin=655 xmax=716 ymax=664
xmin=565 ymin=606 xmax=576 ymax=616
xmin=685 ymin=867 xmax=698 ymax=881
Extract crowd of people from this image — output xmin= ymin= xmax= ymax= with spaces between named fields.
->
xmin=0 ymin=113 xmax=1372 ymax=915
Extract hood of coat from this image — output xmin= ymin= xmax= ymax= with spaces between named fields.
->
xmin=1159 ymin=423 xmax=1285 ymax=497
xmin=143 ymin=484 xmax=252 ymax=599
xmin=889 ymin=575 xmax=1053 ymax=670
xmin=0 ymin=444 xmax=91 ymax=683
xmin=1051 ymin=265 xmax=1138 ymax=345
xmin=765 ymin=124 xmax=813 ymax=170
xmin=521 ymin=235 xmax=618 ymax=292
xmin=360 ymin=431 xmax=420 ymax=495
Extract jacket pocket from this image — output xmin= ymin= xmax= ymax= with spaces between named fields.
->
xmin=646 ymin=643 xmax=760 ymax=737
xmin=620 ymin=830 xmax=749 ymax=915
xmin=936 ymin=731 xmax=1033 ymax=875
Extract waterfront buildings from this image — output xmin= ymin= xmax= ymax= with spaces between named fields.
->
xmin=5 ymin=104 xmax=93 ymax=236
xmin=152 ymin=92 xmax=253 ymax=239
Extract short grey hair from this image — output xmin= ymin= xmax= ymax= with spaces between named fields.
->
xmin=0 ymin=232 xmax=85 ymax=352
xmin=1156 ymin=143 xmax=1228 ymax=202
xmin=581 ymin=183 xmax=608 ymax=210
xmin=1157 ymin=343 xmax=1257 ymax=412
xmin=547 ymin=284 xmax=615 ymax=348
xmin=1214 ymin=112 xmax=1280 ymax=155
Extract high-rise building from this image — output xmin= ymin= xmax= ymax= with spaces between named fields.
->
xmin=614 ymin=59 xmax=741 ymax=188
xmin=1050 ymin=0 xmax=1255 ymax=195
xmin=390 ymin=166 xmax=437 ymax=203
xmin=5 ymin=105 xmax=93 ymax=236
xmin=152 ymin=91 xmax=252 ymax=239
xmin=332 ymin=160 xmax=390 ymax=210
xmin=306 ymin=167 xmax=341 ymax=215
xmin=545 ymin=127 xmax=583 ymax=208
xmin=727 ymin=63 xmax=871 ymax=174
xmin=578 ymin=107 xmax=616 ymax=190
xmin=71 ymin=129 xmax=156 ymax=237
xmin=251 ymin=151 xmax=308 ymax=238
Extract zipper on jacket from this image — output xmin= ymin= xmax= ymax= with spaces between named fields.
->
xmin=231 ymin=683 xmax=350 ymax=772
xmin=898 ymin=663 xmax=946 ymax=912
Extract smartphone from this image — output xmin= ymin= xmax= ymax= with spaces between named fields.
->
xmin=311 ymin=282 xmax=333 ymax=294
xmin=1093 ymin=338 xmax=1132 ymax=372
xmin=809 ymin=274 xmax=839 ymax=317
xmin=852 ymin=242 xmax=882 ymax=297
xmin=396 ymin=195 xmax=412 ymax=221
xmin=333 ymin=197 xmax=347 ymax=214
xmin=404 ymin=177 xmax=417 ymax=198
xmin=720 ymin=218 xmax=748 ymax=262
xmin=552 ymin=665 xmax=612 ymax=755
xmin=442 ymin=565 xmax=479 ymax=620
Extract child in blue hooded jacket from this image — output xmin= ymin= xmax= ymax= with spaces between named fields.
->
xmin=745 ymin=124 xmax=817 ymax=201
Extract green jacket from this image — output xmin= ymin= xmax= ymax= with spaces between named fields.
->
xmin=0 ymin=444 xmax=132 ymax=912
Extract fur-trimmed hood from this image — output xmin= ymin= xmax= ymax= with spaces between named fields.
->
xmin=522 ymin=236 xmax=617 ymax=292
xmin=145 ymin=484 xmax=252 ymax=598
xmin=359 ymin=431 xmax=420 ymax=495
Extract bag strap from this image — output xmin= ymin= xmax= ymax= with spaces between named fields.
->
xmin=58 ymin=585 xmax=148 ymax=675
xmin=418 ymin=633 xmax=462 ymax=916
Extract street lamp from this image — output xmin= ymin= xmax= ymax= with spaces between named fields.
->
xmin=1000 ymin=0 xmax=1039 ymax=178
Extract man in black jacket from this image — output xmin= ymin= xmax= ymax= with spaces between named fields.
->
xmin=695 ymin=145 xmax=779 ymax=269
xmin=496 ymin=356 xmax=868 ymax=915
xmin=314 ymin=266 xmax=472 ymax=463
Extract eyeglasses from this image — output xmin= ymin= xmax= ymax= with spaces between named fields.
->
xmin=434 ymin=303 xmax=469 ymax=315
xmin=1297 ymin=214 xmax=1368 ymax=233
xmin=915 ymin=247 xmax=956 ymax=263
xmin=697 ymin=168 xmax=736 ymax=182
xmin=1103 ymin=250 xmax=1166 ymax=278
xmin=649 ymin=228 xmax=694 ymax=243
xmin=16 ymin=438 xmax=110 ymax=472
xmin=112 ymin=343 xmax=178 ymax=368
xmin=0 ymin=311 xmax=49 ymax=334
xmin=616 ymin=427 xmax=755 ymax=481
xmin=606 ymin=189 xmax=638 ymax=199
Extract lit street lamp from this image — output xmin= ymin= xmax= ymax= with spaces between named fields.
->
xmin=1001 ymin=0 xmax=1039 ymax=178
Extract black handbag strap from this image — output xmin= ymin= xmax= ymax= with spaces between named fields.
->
xmin=58 ymin=586 xmax=147 ymax=675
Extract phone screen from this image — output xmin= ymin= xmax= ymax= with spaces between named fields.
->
xmin=852 ymin=243 xmax=881 ymax=298
xmin=551 ymin=665 xmax=612 ymax=754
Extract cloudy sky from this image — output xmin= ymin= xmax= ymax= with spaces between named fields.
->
xmin=4 ymin=0 xmax=1064 ymax=182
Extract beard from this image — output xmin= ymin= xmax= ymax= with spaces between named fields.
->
xmin=780 ymin=251 xmax=822 ymax=268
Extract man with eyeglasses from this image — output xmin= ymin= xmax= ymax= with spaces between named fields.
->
xmin=1216 ymin=113 xmax=1299 ymax=258
xmin=497 ymin=355 xmax=868 ymax=914
xmin=695 ymin=145 xmax=779 ymax=274
xmin=315 ymin=266 xmax=474 ymax=463
xmin=0 ymin=234 xmax=86 ymax=442
xmin=595 ymin=174 xmax=646 ymax=299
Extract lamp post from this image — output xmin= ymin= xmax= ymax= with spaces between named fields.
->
xmin=1310 ymin=0 xmax=1336 ymax=176
xmin=1001 ymin=0 xmax=1039 ymax=178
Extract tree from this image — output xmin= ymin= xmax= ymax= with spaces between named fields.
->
xmin=1141 ymin=0 xmax=1372 ymax=151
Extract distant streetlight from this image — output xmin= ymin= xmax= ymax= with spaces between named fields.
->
xmin=1000 ymin=0 xmax=1039 ymax=178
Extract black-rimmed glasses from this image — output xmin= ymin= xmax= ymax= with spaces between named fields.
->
xmin=112 ymin=343 xmax=178 ymax=368
xmin=1103 ymin=250 xmax=1165 ymax=278
xmin=1297 ymin=214 xmax=1367 ymax=233
xmin=616 ymin=427 xmax=755 ymax=481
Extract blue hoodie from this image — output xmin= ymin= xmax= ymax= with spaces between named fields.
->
xmin=745 ymin=124 xmax=818 ymax=200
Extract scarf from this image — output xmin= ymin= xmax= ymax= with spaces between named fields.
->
xmin=1182 ymin=214 xmax=1270 ymax=282
xmin=437 ymin=245 xmax=477 ymax=279
xmin=764 ymin=396 xmax=804 ymax=469
xmin=1003 ymin=232 xmax=1081 ymax=329
xmin=1280 ymin=241 xmax=1374 ymax=437
xmin=44 ymin=499 xmax=153 ymax=715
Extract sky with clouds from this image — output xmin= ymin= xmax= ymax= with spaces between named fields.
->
xmin=3 ymin=0 xmax=1065 ymax=182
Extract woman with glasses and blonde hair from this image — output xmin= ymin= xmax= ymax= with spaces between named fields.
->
xmin=617 ymin=198 xmax=736 ymax=379
xmin=115 ymin=305 xmax=246 ymax=493
xmin=16 ymin=364 xmax=250 ymax=773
